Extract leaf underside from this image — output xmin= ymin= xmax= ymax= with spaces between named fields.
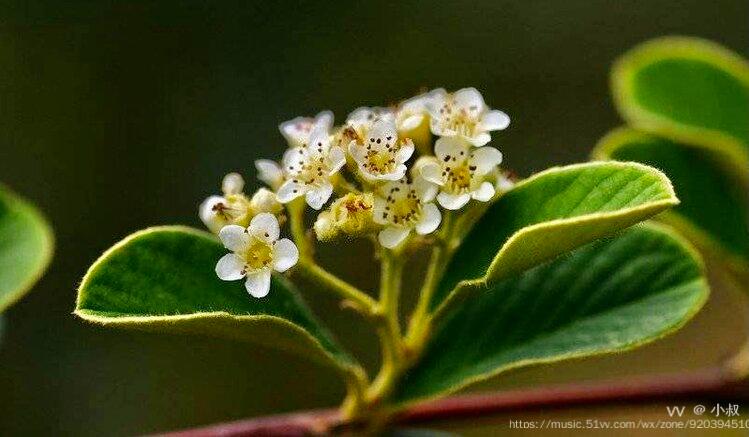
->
xmin=396 ymin=223 xmax=708 ymax=403
xmin=75 ymin=226 xmax=352 ymax=371
xmin=595 ymin=129 xmax=748 ymax=269
xmin=431 ymin=161 xmax=677 ymax=311
xmin=0 ymin=184 xmax=54 ymax=312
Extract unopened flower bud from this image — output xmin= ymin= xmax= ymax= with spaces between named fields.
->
xmin=314 ymin=193 xmax=377 ymax=241
xmin=313 ymin=211 xmax=337 ymax=242
xmin=222 ymin=172 xmax=245 ymax=195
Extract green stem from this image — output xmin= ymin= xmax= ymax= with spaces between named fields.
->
xmin=285 ymin=197 xmax=374 ymax=419
xmin=295 ymin=261 xmax=375 ymax=312
xmin=287 ymin=199 xmax=312 ymax=259
xmin=340 ymin=365 xmax=370 ymax=420
xmin=286 ymin=198 xmax=375 ymax=311
xmin=367 ymin=250 xmax=404 ymax=403
xmin=333 ymin=173 xmax=361 ymax=196
xmin=405 ymin=212 xmax=456 ymax=354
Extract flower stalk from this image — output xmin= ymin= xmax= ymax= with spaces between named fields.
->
xmin=367 ymin=249 xmax=405 ymax=403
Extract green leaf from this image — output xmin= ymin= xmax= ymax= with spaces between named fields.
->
xmin=75 ymin=226 xmax=354 ymax=372
xmin=432 ymin=161 xmax=678 ymax=312
xmin=611 ymin=36 xmax=749 ymax=178
xmin=0 ymin=184 xmax=54 ymax=312
xmin=594 ymin=128 xmax=749 ymax=277
xmin=397 ymin=223 xmax=708 ymax=403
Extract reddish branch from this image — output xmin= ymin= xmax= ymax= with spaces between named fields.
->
xmin=160 ymin=366 xmax=749 ymax=436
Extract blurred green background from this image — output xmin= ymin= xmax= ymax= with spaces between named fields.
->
xmin=1 ymin=1 xmax=747 ymax=435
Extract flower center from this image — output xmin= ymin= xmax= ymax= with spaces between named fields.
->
xmin=438 ymin=103 xmax=479 ymax=136
xmin=287 ymin=150 xmax=329 ymax=188
xmin=243 ymin=240 xmax=274 ymax=271
xmin=443 ymin=164 xmax=474 ymax=194
xmin=212 ymin=196 xmax=249 ymax=222
xmin=382 ymin=186 xmax=422 ymax=226
xmin=364 ymin=149 xmax=397 ymax=174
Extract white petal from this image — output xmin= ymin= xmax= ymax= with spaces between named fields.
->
xmin=279 ymin=116 xmax=313 ymax=147
xmin=453 ymin=87 xmax=485 ymax=114
xmin=327 ymin=146 xmax=346 ymax=174
xmin=255 ymin=160 xmax=283 ymax=188
xmin=425 ymin=88 xmax=447 ymax=116
xmin=308 ymin=126 xmax=331 ymax=155
xmin=471 ymin=181 xmax=496 ymax=202
xmin=373 ymin=196 xmax=389 ymax=225
xmin=221 ymin=173 xmax=245 ymax=195
xmin=314 ymin=110 xmax=334 ymax=131
xmin=395 ymin=141 xmax=414 ymax=164
xmin=480 ymin=110 xmax=510 ymax=131
xmin=348 ymin=141 xmax=367 ymax=165
xmin=420 ymin=161 xmax=444 ymax=186
xmin=347 ymin=106 xmax=376 ymax=126
xmin=347 ymin=107 xmax=393 ymax=130
xmin=282 ymin=147 xmax=307 ymax=172
xmin=437 ymin=192 xmax=471 ymax=210
xmin=367 ymin=118 xmax=398 ymax=151
xmin=305 ymin=183 xmax=333 ymax=210
xmin=249 ymin=213 xmax=280 ymax=243
xmin=245 ymin=270 xmax=272 ymax=298
xmin=399 ymin=114 xmax=423 ymax=131
xmin=219 ymin=225 xmax=251 ymax=251
xmin=199 ymin=195 xmax=228 ymax=233
xmin=276 ymin=180 xmax=307 ymax=203
xmin=273 ymin=238 xmax=299 ymax=272
xmin=415 ymin=203 xmax=442 ymax=235
xmin=435 ymin=136 xmax=469 ymax=161
xmin=378 ymin=226 xmax=411 ymax=249
xmin=250 ymin=188 xmax=282 ymax=214
xmin=215 ymin=254 xmax=246 ymax=281
xmin=387 ymin=164 xmax=408 ymax=180
xmin=431 ymin=121 xmax=455 ymax=137
xmin=400 ymin=92 xmax=431 ymax=113
xmin=468 ymin=132 xmax=491 ymax=147
xmin=373 ymin=164 xmax=407 ymax=181
xmin=470 ymin=146 xmax=503 ymax=175
xmin=414 ymin=175 xmax=439 ymax=202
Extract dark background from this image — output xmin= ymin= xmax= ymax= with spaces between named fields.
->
xmin=1 ymin=1 xmax=747 ymax=435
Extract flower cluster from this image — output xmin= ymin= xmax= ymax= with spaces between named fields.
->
xmin=200 ymin=88 xmax=512 ymax=297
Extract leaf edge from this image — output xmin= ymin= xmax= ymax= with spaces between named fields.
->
xmin=401 ymin=222 xmax=709 ymax=406
xmin=0 ymin=184 xmax=55 ymax=313
xmin=592 ymin=127 xmax=749 ymax=280
xmin=610 ymin=35 xmax=749 ymax=181
xmin=435 ymin=161 xmax=679 ymax=316
xmin=74 ymin=225 xmax=356 ymax=373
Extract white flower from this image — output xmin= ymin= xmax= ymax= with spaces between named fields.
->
xmin=426 ymin=87 xmax=510 ymax=146
xmin=349 ymin=118 xmax=414 ymax=182
xmin=276 ymin=126 xmax=346 ymax=210
xmin=279 ymin=110 xmax=333 ymax=148
xmin=199 ymin=173 xmax=252 ymax=234
xmin=347 ymin=106 xmax=395 ymax=135
xmin=395 ymin=92 xmax=432 ymax=132
xmin=249 ymin=188 xmax=283 ymax=215
xmin=331 ymin=106 xmax=393 ymax=149
xmin=420 ymin=137 xmax=503 ymax=210
xmin=215 ymin=213 xmax=299 ymax=298
xmin=373 ymin=176 xmax=441 ymax=248
xmin=255 ymin=159 xmax=284 ymax=190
